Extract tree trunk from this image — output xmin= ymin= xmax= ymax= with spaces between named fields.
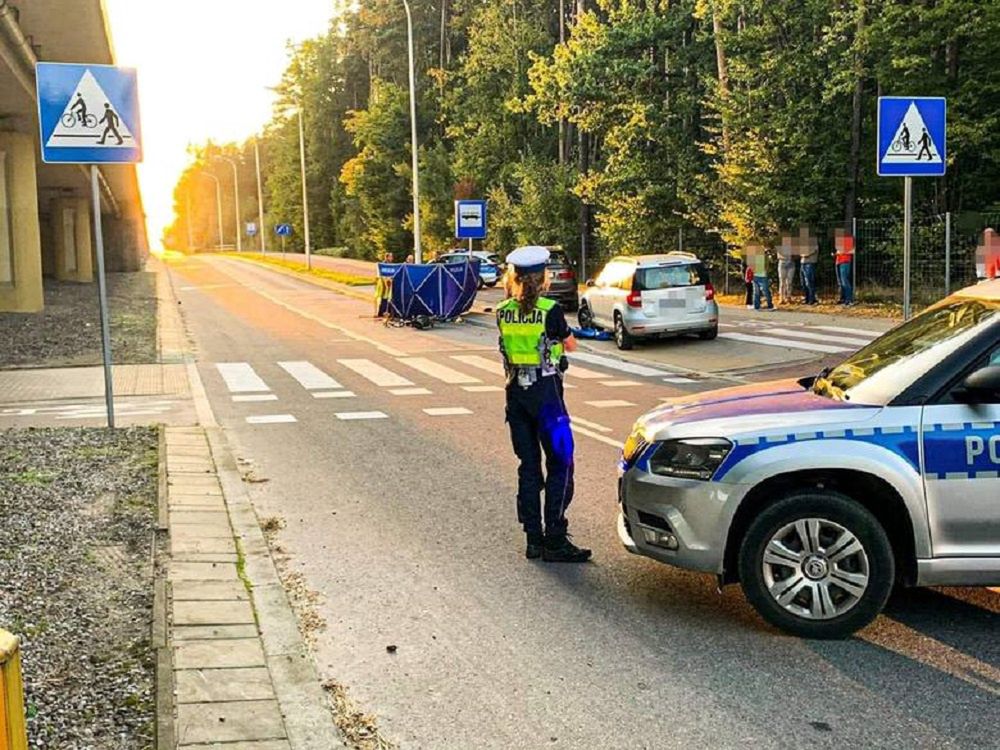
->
xmin=711 ymin=2 xmax=730 ymax=147
xmin=558 ymin=0 xmax=566 ymax=164
xmin=577 ymin=0 xmax=591 ymax=275
xmin=845 ymin=0 xmax=866 ymax=228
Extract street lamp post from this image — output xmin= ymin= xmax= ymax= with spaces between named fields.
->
xmin=402 ymin=0 xmax=422 ymax=262
xmin=297 ymin=109 xmax=311 ymax=270
xmin=254 ymin=137 xmax=267 ymax=253
xmin=220 ymin=157 xmax=242 ymax=252
xmin=200 ymin=171 xmax=224 ymax=250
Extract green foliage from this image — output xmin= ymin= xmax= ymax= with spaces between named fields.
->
xmin=163 ymin=0 xmax=1000 ymax=272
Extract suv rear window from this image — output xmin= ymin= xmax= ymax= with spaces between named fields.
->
xmin=548 ymin=251 xmax=571 ymax=266
xmin=634 ymin=263 xmax=708 ymax=291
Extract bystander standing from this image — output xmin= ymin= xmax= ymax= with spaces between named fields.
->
xmin=835 ymin=228 xmax=855 ymax=306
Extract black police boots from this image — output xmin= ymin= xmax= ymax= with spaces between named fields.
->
xmin=542 ymin=535 xmax=592 ymax=563
xmin=525 ymin=533 xmax=545 ymax=559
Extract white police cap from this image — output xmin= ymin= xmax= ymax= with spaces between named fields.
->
xmin=507 ymin=245 xmax=550 ymax=274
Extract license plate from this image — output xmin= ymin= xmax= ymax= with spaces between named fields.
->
xmin=660 ymin=298 xmax=686 ymax=309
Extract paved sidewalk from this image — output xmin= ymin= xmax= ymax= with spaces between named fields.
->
xmin=164 ymin=426 xmax=341 ymax=749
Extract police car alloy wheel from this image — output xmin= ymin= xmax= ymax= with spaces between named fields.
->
xmin=737 ymin=491 xmax=894 ymax=639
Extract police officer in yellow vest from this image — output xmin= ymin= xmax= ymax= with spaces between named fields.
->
xmin=498 ymin=246 xmax=591 ymax=563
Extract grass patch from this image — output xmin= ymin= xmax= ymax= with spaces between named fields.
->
xmin=225 ymin=253 xmax=374 ymax=286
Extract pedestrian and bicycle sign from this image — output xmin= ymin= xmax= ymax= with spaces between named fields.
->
xmin=275 ymin=224 xmax=293 ymax=237
xmin=877 ymin=97 xmax=946 ymax=177
xmin=455 ymin=200 xmax=487 ymax=240
xmin=36 ymin=62 xmax=142 ymax=164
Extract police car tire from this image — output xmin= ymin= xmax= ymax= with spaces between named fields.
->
xmin=737 ymin=491 xmax=894 ymax=640
xmin=577 ymin=303 xmax=595 ymax=329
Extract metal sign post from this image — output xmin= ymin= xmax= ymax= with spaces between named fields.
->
xmin=877 ymin=96 xmax=946 ymax=320
xmin=36 ymin=62 xmax=142 ymax=428
xmin=91 ymin=166 xmax=115 ymax=427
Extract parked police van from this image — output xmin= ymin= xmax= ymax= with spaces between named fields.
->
xmin=618 ymin=279 xmax=1000 ymax=638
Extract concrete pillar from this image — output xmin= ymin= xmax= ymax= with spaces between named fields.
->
xmin=74 ymin=198 xmax=94 ymax=282
xmin=52 ymin=197 xmax=93 ymax=282
xmin=0 ymin=132 xmax=43 ymax=313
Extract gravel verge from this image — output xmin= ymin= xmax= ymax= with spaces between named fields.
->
xmin=0 ymin=273 xmax=158 ymax=369
xmin=0 ymin=427 xmax=159 ymax=749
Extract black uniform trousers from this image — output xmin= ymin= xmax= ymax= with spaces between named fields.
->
xmin=505 ymin=374 xmax=575 ymax=539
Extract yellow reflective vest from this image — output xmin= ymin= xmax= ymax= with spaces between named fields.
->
xmin=497 ymin=297 xmax=564 ymax=367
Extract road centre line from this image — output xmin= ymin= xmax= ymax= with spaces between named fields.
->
xmin=338 ymin=358 xmax=414 ymax=387
xmin=216 ymin=363 xmax=270 ymax=393
xmin=398 ymin=357 xmax=482 ymax=384
xmin=764 ymin=327 xmax=873 ymax=348
xmin=246 ymin=414 xmax=297 ymax=424
xmin=569 ymin=351 xmax=667 ymax=377
xmin=717 ymin=332 xmax=851 ymax=355
xmin=218 ymin=259 xmax=404 ymax=356
xmin=278 ymin=361 xmax=343 ymax=390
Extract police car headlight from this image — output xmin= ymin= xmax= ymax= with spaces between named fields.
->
xmin=648 ymin=438 xmax=732 ymax=481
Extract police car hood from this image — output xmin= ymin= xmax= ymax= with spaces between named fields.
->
xmin=637 ymin=379 xmax=878 ymax=441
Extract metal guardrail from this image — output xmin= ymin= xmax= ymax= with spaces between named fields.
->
xmin=0 ymin=629 xmax=28 ymax=750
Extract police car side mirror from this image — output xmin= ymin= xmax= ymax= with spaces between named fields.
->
xmin=955 ymin=365 xmax=1000 ymax=404
xmin=586 ymin=279 xmax=595 ymax=287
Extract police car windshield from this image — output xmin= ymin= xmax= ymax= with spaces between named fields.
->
xmin=815 ymin=298 xmax=1000 ymax=404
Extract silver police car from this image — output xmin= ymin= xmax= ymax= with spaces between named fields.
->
xmin=619 ymin=279 xmax=1000 ymax=638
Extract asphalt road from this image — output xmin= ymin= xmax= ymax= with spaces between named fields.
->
xmin=169 ymin=254 xmax=999 ymax=750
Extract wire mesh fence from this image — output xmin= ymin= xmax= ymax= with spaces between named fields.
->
xmin=577 ymin=211 xmax=1000 ymax=308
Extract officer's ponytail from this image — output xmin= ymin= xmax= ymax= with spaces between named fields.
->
xmin=506 ymin=269 xmax=546 ymax=315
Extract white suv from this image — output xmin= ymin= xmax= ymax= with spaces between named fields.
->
xmin=578 ymin=253 xmax=719 ymax=350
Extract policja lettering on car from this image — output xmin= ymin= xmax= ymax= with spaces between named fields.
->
xmin=497 ymin=245 xmax=591 ymax=563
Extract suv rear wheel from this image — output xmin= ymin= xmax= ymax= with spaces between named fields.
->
xmin=614 ymin=313 xmax=634 ymax=350
xmin=737 ymin=491 xmax=894 ymax=639
xmin=577 ymin=302 xmax=596 ymax=330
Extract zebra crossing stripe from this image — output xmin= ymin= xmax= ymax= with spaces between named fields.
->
xmin=450 ymin=354 xmax=505 ymax=377
xmin=398 ymin=357 xmax=481 ymax=384
xmin=568 ymin=351 xmax=666 ymax=377
xmin=312 ymin=391 xmax=356 ymax=399
xmin=718 ymin=332 xmax=851 ymax=354
xmin=423 ymin=407 xmax=473 ymax=416
xmin=216 ymin=363 xmax=270 ymax=393
xmin=813 ymin=325 xmax=881 ymax=338
xmin=246 ymin=414 xmax=297 ymax=424
xmin=765 ymin=327 xmax=873 ymax=348
xmin=278 ymin=361 xmax=342 ymax=390
xmin=233 ymin=394 xmax=278 ymax=402
xmin=585 ymin=400 xmax=637 ymax=409
xmin=335 ymin=411 xmax=389 ymax=421
xmin=338 ymin=359 xmax=414 ymax=387
xmin=390 ymin=387 xmax=432 ymax=396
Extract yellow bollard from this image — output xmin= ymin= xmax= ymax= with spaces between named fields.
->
xmin=0 ymin=629 xmax=28 ymax=750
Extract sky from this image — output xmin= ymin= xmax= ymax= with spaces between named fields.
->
xmin=102 ymin=0 xmax=338 ymax=247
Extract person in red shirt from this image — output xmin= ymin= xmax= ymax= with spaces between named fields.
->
xmin=834 ymin=229 xmax=855 ymax=306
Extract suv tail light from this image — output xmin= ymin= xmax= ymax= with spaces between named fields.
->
xmin=705 ymin=281 xmax=715 ymax=301
xmin=626 ymin=290 xmax=642 ymax=308
xmin=554 ymin=269 xmax=573 ymax=280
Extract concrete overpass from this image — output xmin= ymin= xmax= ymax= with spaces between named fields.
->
xmin=0 ymin=0 xmax=147 ymax=312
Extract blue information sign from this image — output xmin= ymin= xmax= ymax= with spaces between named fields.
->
xmin=455 ymin=200 xmax=487 ymax=240
xmin=36 ymin=62 xmax=142 ymax=164
xmin=275 ymin=224 xmax=293 ymax=237
xmin=877 ymin=97 xmax=946 ymax=177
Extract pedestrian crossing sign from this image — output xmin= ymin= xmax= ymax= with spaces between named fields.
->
xmin=36 ymin=62 xmax=142 ymax=164
xmin=877 ymin=97 xmax=945 ymax=177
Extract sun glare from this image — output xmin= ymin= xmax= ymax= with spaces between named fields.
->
xmin=102 ymin=0 xmax=338 ymax=248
